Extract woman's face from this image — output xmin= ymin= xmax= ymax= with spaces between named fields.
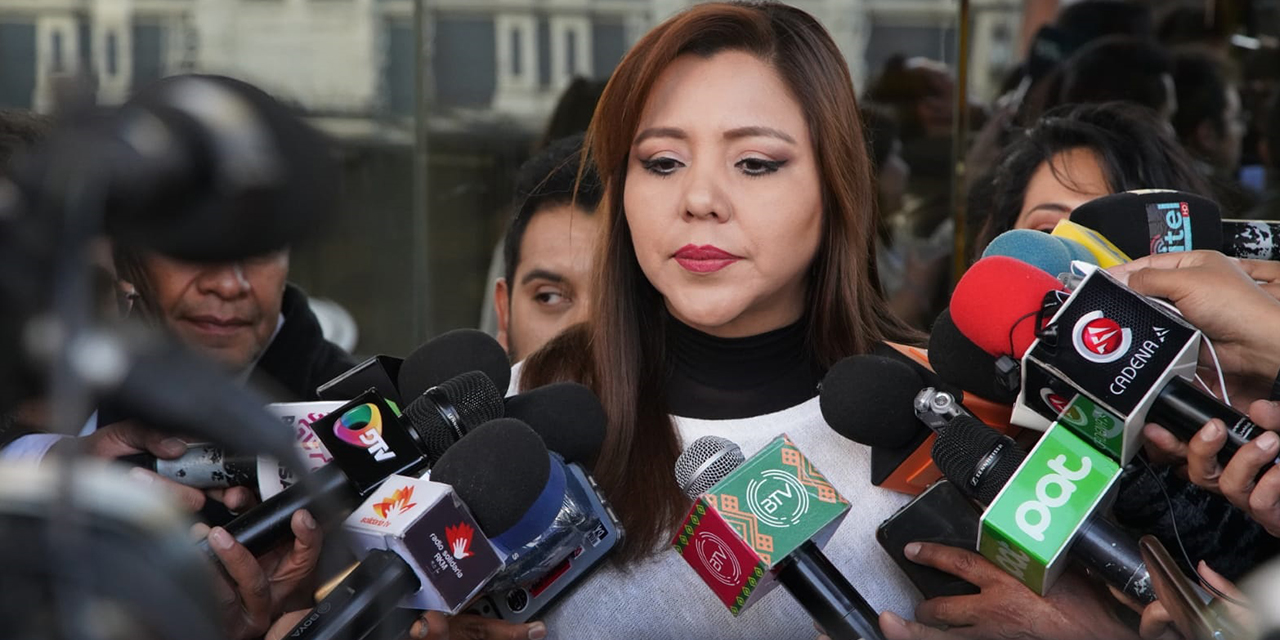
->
xmin=624 ymin=50 xmax=823 ymax=338
xmin=1014 ymin=147 xmax=1112 ymax=232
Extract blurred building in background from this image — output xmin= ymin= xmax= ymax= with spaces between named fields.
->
xmin=0 ymin=0 xmax=1019 ymax=355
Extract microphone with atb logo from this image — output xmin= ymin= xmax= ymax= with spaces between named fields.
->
xmin=673 ymin=435 xmax=884 ymax=640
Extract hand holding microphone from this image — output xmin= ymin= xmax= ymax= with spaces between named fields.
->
xmin=1109 ymin=250 xmax=1280 ymax=385
xmin=200 ymin=509 xmax=326 ymax=640
xmin=872 ymin=543 xmax=1141 ymax=640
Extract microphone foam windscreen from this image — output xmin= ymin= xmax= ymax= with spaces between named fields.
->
xmin=1057 ymin=236 xmax=1097 ymax=265
xmin=503 ymin=382 xmax=607 ymax=467
xmin=398 ymin=328 xmax=512 ymax=399
xmin=431 ymin=418 xmax=550 ymax=537
xmin=982 ymin=229 xmax=1073 ymax=277
xmin=1068 ymin=190 xmax=1223 ymax=259
xmin=403 ymin=371 xmax=505 ymax=463
xmin=819 ymin=355 xmax=924 ymax=449
xmin=931 ymin=414 xmax=1027 ymax=505
xmin=928 ymin=309 xmax=1018 ymax=404
xmin=950 ymin=256 xmax=1064 ymax=358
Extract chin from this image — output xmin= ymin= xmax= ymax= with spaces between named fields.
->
xmin=198 ymin=346 xmax=257 ymax=372
xmin=665 ymin=295 xmax=746 ymax=334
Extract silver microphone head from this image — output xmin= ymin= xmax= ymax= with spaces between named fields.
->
xmin=674 ymin=436 xmax=745 ymax=499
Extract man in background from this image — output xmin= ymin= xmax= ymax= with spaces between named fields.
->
xmin=494 ymin=134 xmax=602 ymax=362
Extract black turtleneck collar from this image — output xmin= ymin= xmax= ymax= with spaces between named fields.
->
xmin=664 ymin=314 xmax=823 ymax=420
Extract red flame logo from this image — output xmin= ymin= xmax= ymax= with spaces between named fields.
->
xmin=372 ymin=486 xmax=417 ymax=519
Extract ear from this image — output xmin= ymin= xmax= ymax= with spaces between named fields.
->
xmin=493 ymin=277 xmax=511 ymax=353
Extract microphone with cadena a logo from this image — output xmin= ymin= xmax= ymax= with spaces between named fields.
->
xmin=673 ymin=435 xmax=884 ymax=640
xmin=1012 ymin=266 xmax=1276 ymax=470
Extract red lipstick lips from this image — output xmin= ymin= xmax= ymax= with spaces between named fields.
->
xmin=673 ymin=244 xmax=741 ymax=273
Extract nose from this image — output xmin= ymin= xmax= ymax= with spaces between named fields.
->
xmin=195 ymin=262 xmax=251 ymax=299
xmin=683 ymin=164 xmax=732 ymax=223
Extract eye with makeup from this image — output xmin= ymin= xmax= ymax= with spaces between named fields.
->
xmin=640 ymin=156 xmax=683 ymax=177
xmin=736 ymin=157 xmax=787 ymax=177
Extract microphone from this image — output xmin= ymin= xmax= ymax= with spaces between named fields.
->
xmin=819 ymin=355 xmax=940 ymax=495
xmin=316 ymin=355 xmax=404 ymax=405
xmin=821 ymin=354 xmax=1019 ymax=496
xmin=1068 ymin=190 xmax=1223 ymax=259
xmin=313 ymin=383 xmax=621 ymax=638
xmin=397 ymin=328 xmax=513 ymax=399
xmin=214 ymin=371 xmax=503 ymax=556
xmin=288 ymin=418 xmax=548 ymax=640
xmin=921 ymin=399 xmax=1154 ymax=604
xmin=1051 ymin=219 xmax=1133 ymax=268
xmin=458 ymin=395 xmax=622 ymax=622
xmin=143 ymin=331 xmax=515 ymax=495
xmin=115 ymin=399 xmax=345 ymax=499
xmin=982 ymin=229 xmax=1098 ymax=278
xmin=119 ymin=443 xmax=257 ymax=489
xmin=673 ymin=435 xmax=884 ymax=640
xmin=928 ymin=309 xmax=1019 ymax=405
xmin=949 ymin=256 xmax=1066 ymax=359
xmin=502 ymin=382 xmax=609 ymax=468
xmin=1222 ymin=219 xmax=1280 ymax=260
xmin=1015 ymin=267 xmax=1210 ymax=463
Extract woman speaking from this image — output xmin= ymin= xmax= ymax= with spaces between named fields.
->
xmin=436 ymin=3 xmax=920 ymax=639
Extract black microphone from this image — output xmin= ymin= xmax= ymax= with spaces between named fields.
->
xmin=1068 ymin=190 xmax=1223 ymax=258
xmin=290 ymin=418 xmax=563 ymax=640
xmin=675 ymin=437 xmax=885 ymax=640
xmin=820 ymin=354 xmax=937 ymax=495
xmin=397 ymin=328 xmax=513 ymax=399
xmin=213 ymin=371 xmax=503 ymax=556
xmin=1066 ymin=189 xmax=1280 ymax=261
xmin=923 ymin=401 xmax=1156 ymax=604
xmin=928 ymin=309 xmax=1020 ymax=404
xmin=502 ymin=382 xmax=608 ymax=468
xmin=820 ymin=354 xmax=1019 ymax=497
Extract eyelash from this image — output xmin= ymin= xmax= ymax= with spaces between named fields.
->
xmin=638 ymin=157 xmax=788 ymax=178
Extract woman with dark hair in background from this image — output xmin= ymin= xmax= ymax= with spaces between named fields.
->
xmin=974 ymin=102 xmax=1210 ymax=255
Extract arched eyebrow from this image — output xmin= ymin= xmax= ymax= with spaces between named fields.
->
xmin=633 ymin=126 xmax=797 ymax=146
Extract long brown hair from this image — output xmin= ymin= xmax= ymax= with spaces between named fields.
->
xmin=523 ymin=1 xmax=918 ymax=562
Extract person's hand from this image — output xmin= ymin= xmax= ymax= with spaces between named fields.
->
xmin=877 ymin=542 xmax=1139 ymax=640
xmin=1143 ymin=400 xmax=1280 ymax=536
xmin=52 ymin=421 xmax=212 ymax=511
xmin=1109 ymin=252 xmax=1280 ymax=384
xmin=1135 ymin=561 xmax=1254 ymax=640
xmin=200 ymin=509 xmax=324 ymax=640
xmin=50 ymin=421 xmax=259 ymax=514
xmin=422 ymin=613 xmax=547 ymax=640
